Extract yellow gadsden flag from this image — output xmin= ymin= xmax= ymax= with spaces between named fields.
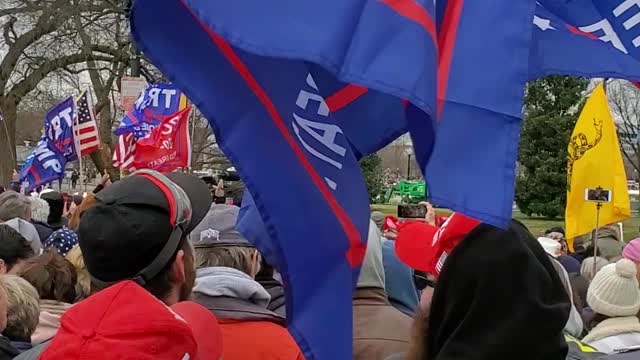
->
xmin=565 ymin=83 xmax=630 ymax=240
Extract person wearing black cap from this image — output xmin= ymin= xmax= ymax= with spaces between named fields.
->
xmin=14 ymin=170 xmax=212 ymax=360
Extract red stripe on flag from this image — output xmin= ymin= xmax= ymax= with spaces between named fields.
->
xmin=325 ymin=84 xmax=368 ymax=112
xmin=29 ymin=167 xmax=41 ymax=185
xmin=80 ymin=145 xmax=99 ymax=155
xmin=378 ymin=0 xmax=437 ymax=45
xmin=183 ymin=3 xmax=366 ymax=267
xmin=78 ymin=126 xmax=98 ymax=135
xmin=437 ymin=0 xmax=464 ymax=119
xmin=566 ymin=25 xmax=598 ymax=40
xmin=79 ymin=137 xmax=98 ymax=145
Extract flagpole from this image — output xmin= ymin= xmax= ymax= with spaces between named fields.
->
xmin=73 ymin=93 xmax=84 ymax=193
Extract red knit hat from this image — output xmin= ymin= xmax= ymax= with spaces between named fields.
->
xmin=40 ymin=281 xmax=222 ymax=360
xmin=395 ymin=213 xmax=481 ymax=277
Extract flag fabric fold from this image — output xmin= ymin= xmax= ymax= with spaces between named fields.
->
xmin=565 ymin=83 xmax=631 ymax=239
xmin=530 ymin=3 xmax=640 ymax=81
xmin=131 ymin=1 xmax=371 ymax=359
xmin=132 ymin=106 xmax=192 ymax=172
xmin=423 ymin=0 xmax=537 ymax=226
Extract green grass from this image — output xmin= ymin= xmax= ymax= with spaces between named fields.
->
xmin=370 ymin=204 xmax=640 ymax=241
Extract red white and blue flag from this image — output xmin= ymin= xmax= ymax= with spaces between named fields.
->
xmin=73 ymin=90 xmax=100 ymax=156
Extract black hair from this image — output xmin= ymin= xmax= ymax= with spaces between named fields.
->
xmin=0 ymin=225 xmax=35 ymax=270
xmin=545 ymin=227 xmax=565 ymax=236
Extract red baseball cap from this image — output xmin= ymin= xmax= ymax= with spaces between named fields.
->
xmin=395 ymin=213 xmax=481 ymax=277
xmin=171 ymin=302 xmax=223 ymax=360
xmin=40 ymin=281 xmax=222 ymax=360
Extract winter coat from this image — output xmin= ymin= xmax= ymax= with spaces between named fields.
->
xmin=353 ymin=288 xmax=413 ymax=360
xmin=193 ymin=267 xmax=303 ymax=360
xmin=382 ymin=239 xmax=419 ymax=317
xmin=583 ymin=316 xmax=640 ymax=354
xmin=31 ymin=221 xmax=58 ymax=245
xmin=550 ymin=256 xmax=585 ymax=337
xmin=12 ymin=341 xmax=49 ymax=360
xmin=257 ymin=277 xmax=286 ymax=318
xmin=0 ymin=336 xmax=19 ymax=360
xmin=32 ymin=300 xmax=73 ymax=345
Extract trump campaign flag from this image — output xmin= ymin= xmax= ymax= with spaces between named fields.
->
xmin=417 ymin=0 xmax=537 ymax=226
xmin=19 ymin=98 xmax=77 ymax=191
xmin=530 ymin=2 xmax=640 ymax=81
xmin=115 ymin=83 xmax=188 ymax=139
xmin=565 ymin=84 xmax=631 ymax=240
xmin=130 ymin=1 xmax=377 ymax=358
xmin=132 ymin=106 xmax=192 ymax=172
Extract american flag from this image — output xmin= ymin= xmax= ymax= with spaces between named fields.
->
xmin=73 ymin=91 xmax=100 ymax=155
xmin=112 ymin=132 xmax=136 ymax=171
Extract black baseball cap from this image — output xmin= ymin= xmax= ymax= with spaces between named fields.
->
xmin=78 ymin=172 xmax=211 ymax=284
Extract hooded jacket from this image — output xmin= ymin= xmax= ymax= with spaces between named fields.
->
xmin=193 ymin=266 xmax=303 ymax=360
xmin=426 ymin=220 xmax=570 ymax=360
xmin=0 ymin=335 xmax=19 ymax=360
xmin=32 ymin=300 xmax=74 ymax=345
xmin=353 ymin=221 xmax=412 ymax=360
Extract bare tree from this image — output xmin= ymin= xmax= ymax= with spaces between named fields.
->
xmin=0 ymin=0 xmax=127 ymax=185
xmin=607 ymin=80 xmax=640 ymax=176
xmin=189 ymin=109 xmax=232 ymax=170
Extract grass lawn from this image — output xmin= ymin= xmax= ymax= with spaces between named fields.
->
xmin=370 ymin=204 xmax=640 ymax=241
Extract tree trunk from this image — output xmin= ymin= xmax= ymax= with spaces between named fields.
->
xmin=0 ymin=100 xmax=18 ymax=187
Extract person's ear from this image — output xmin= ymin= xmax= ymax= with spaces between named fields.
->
xmin=251 ymin=250 xmax=261 ymax=278
xmin=172 ymin=249 xmax=186 ymax=285
xmin=0 ymin=260 xmax=7 ymax=275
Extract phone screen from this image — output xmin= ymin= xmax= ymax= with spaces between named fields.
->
xmin=397 ymin=204 xmax=427 ymax=219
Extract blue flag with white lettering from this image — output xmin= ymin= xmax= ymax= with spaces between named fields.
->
xmin=530 ymin=2 xmax=640 ymax=81
xmin=19 ymin=98 xmax=76 ymax=191
xmin=416 ymin=1 xmax=536 ymax=226
xmin=131 ymin=1 xmax=373 ymax=359
xmin=115 ymin=83 xmax=185 ymax=139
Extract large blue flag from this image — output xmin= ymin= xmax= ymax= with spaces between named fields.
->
xmin=20 ymin=98 xmax=76 ymax=191
xmin=530 ymin=2 xmax=640 ymax=81
xmin=131 ymin=1 xmax=372 ymax=359
xmin=115 ymin=83 xmax=185 ymax=139
xmin=419 ymin=1 xmax=537 ymax=225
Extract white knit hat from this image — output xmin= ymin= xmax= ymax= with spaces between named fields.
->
xmin=587 ymin=259 xmax=640 ymax=317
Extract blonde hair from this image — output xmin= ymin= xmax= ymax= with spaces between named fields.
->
xmin=68 ymin=194 xmax=96 ymax=231
xmin=3 ymin=275 xmax=39 ymax=339
xmin=195 ymin=246 xmax=259 ymax=276
xmin=65 ymin=246 xmax=90 ymax=300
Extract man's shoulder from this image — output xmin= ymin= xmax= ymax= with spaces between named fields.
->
xmin=13 ymin=341 xmax=49 ymax=360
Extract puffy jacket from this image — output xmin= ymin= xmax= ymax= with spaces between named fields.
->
xmin=193 ymin=267 xmax=303 ymax=360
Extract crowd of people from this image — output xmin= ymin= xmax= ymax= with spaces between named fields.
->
xmin=0 ymin=170 xmax=639 ymax=359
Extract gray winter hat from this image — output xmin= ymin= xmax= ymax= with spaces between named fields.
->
xmin=191 ymin=204 xmax=252 ymax=248
xmin=4 ymin=217 xmax=42 ymax=255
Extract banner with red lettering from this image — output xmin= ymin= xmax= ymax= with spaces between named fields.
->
xmin=132 ymin=106 xmax=192 ymax=173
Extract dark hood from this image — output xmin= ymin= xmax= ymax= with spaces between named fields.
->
xmin=0 ymin=336 xmax=19 ymax=360
xmin=426 ymin=220 xmax=570 ymax=360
